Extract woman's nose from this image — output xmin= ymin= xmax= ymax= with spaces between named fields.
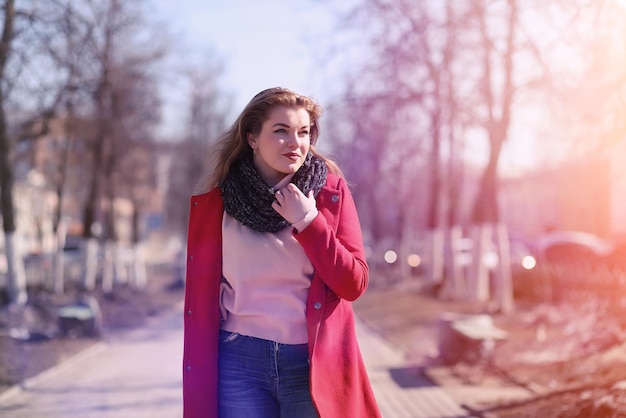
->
xmin=286 ymin=132 xmax=299 ymax=147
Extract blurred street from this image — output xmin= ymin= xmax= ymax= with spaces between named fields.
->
xmin=1 ymin=1 xmax=625 ymax=416
xmin=0 ymin=303 xmax=184 ymax=418
xmin=0 ymin=297 xmax=472 ymax=418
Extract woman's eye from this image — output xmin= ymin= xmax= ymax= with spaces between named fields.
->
xmin=274 ymin=129 xmax=286 ymax=134
xmin=299 ymin=131 xmax=310 ymax=136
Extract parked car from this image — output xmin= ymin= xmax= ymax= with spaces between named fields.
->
xmin=601 ymin=238 xmax=626 ymax=272
xmin=533 ymin=230 xmax=614 ymax=267
xmin=525 ymin=230 xmax=625 ymax=302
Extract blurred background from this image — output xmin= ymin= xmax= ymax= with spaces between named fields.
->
xmin=1 ymin=0 xmax=626 ymax=315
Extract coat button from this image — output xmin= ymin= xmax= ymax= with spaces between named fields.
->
xmin=331 ymin=195 xmax=339 ymax=203
xmin=193 ymin=201 xmax=198 ymax=207
xmin=313 ymin=302 xmax=322 ymax=310
xmin=186 ymin=366 xmax=191 ymax=371
xmin=189 ymin=255 xmax=194 ymax=261
xmin=187 ymin=310 xmax=192 ymax=315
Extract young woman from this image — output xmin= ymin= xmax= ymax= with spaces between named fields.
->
xmin=182 ymin=87 xmax=381 ymax=417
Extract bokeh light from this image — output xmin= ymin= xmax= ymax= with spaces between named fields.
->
xmin=521 ymin=255 xmax=537 ymax=270
xmin=384 ymin=250 xmax=398 ymax=264
xmin=407 ymin=254 xmax=421 ymax=268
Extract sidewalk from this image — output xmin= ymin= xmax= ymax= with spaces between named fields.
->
xmin=0 ymin=303 xmax=468 ymax=418
xmin=355 ymin=318 xmax=468 ymax=418
xmin=0 ymin=304 xmax=184 ymax=418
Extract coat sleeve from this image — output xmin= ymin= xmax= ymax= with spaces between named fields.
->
xmin=294 ymin=177 xmax=369 ymax=301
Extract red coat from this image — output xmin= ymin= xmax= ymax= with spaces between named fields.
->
xmin=182 ymin=173 xmax=381 ymax=418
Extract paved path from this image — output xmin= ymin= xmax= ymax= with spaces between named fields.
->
xmin=356 ymin=320 xmax=467 ymax=418
xmin=0 ymin=307 xmax=183 ymax=418
xmin=0 ymin=304 xmax=468 ymax=418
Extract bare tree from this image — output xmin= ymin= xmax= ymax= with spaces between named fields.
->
xmin=0 ymin=0 xmax=58 ymax=304
xmin=328 ymin=0 xmax=596 ymax=221
xmin=0 ymin=0 xmax=26 ymax=305
xmin=23 ymin=0 xmax=96 ymax=294
xmin=332 ymin=97 xmax=391 ymax=242
xmin=323 ymin=0 xmax=472 ymax=240
xmin=467 ymin=0 xmax=519 ymax=224
xmin=61 ymin=0 xmax=166 ymax=290
xmin=165 ymin=61 xmax=231 ymax=240
xmin=6 ymin=0 xmax=166 ymax=293
xmin=0 ymin=0 xmax=97 ymax=302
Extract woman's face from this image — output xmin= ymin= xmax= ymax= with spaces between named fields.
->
xmin=248 ymin=105 xmax=312 ymax=185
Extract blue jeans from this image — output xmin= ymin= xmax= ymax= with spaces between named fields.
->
xmin=218 ymin=330 xmax=319 ymax=418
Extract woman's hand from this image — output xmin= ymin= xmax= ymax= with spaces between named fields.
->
xmin=272 ymin=183 xmax=316 ymax=225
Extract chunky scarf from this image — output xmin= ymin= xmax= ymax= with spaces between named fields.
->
xmin=219 ymin=153 xmax=328 ymax=233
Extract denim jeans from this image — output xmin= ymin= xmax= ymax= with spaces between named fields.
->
xmin=218 ymin=330 xmax=319 ymax=418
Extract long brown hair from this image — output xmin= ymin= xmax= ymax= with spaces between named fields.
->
xmin=194 ymin=87 xmax=343 ymax=194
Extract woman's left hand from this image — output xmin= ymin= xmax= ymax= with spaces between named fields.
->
xmin=272 ymin=183 xmax=316 ymax=225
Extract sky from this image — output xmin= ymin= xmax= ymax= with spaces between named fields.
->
xmin=149 ymin=0 xmax=539 ymax=172
xmin=152 ymin=0 xmax=341 ymax=138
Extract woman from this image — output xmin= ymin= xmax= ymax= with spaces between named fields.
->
xmin=183 ymin=87 xmax=381 ymax=417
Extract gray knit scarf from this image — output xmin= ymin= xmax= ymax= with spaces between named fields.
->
xmin=219 ymin=153 xmax=328 ymax=233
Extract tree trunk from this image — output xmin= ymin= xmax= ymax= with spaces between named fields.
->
xmin=470 ymin=0 xmax=517 ymax=224
xmin=83 ymin=237 xmax=99 ymax=291
xmin=54 ymin=221 xmax=67 ymax=294
xmin=467 ymin=223 xmax=491 ymax=302
xmin=0 ymin=0 xmax=26 ymax=306
xmin=441 ymin=225 xmax=465 ymax=300
xmin=493 ymin=222 xmax=514 ymax=312
xmin=5 ymin=232 xmax=27 ymax=305
xmin=82 ymin=130 xmax=104 ymax=240
xmin=427 ymin=109 xmax=442 ymax=229
xmin=471 ymin=139 xmax=503 ymax=223
xmin=52 ymin=103 xmax=75 ymax=295
xmin=81 ymin=64 xmax=110 ymax=291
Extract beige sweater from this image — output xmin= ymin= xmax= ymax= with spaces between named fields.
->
xmin=219 ymin=176 xmax=316 ymax=344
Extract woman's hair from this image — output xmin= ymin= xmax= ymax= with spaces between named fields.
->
xmin=194 ymin=87 xmax=343 ymax=194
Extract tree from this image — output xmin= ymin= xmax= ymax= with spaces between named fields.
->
xmin=8 ymin=0 xmax=166 ymax=293
xmin=0 ymin=0 xmax=25 ymax=305
xmin=60 ymin=0 xmax=166 ymax=290
xmin=83 ymin=0 xmax=161 ymax=242
xmin=468 ymin=0 xmax=519 ymax=224
xmin=322 ymin=0 xmax=473 ymax=242
xmin=0 ymin=0 xmax=99 ymax=302
xmin=26 ymin=0 xmax=97 ymax=294
xmin=164 ymin=61 xmax=231 ymax=240
xmin=328 ymin=0 xmax=597 ymax=224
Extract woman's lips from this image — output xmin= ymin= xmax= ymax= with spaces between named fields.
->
xmin=283 ymin=152 xmax=300 ymax=161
